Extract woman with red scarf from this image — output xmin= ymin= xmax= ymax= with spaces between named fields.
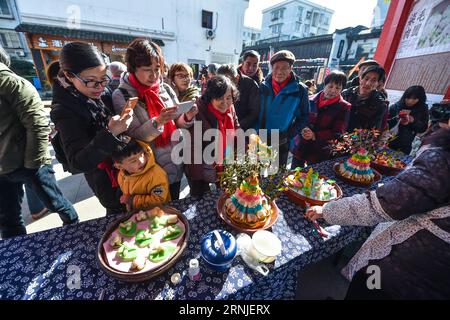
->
xmin=291 ymin=71 xmax=351 ymax=167
xmin=112 ymin=39 xmax=198 ymax=200
xmin=185 ymin=75 xmax=240 ymax=198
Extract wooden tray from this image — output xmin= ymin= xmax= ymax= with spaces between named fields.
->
xmin=284 ymin=173 xmax=343 ymax=208
xmin=370 ymin=161 xmax=405 ymax=176
xmin=216 ymin=193 xmax=279 ymax=233
xmin=333 ymin=161 xmax=381 ymax=187
xmin=96 ymin=205 xmax=189 ymax=282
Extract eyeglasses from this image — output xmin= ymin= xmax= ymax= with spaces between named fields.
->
xmin=71 ymin=73 xmax=111 ymax=88
xmin=175 ymin=73 xmax=191 ymax=80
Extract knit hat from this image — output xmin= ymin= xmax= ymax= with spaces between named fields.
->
xmin=270 ymin=50 xmax=295 ymax=66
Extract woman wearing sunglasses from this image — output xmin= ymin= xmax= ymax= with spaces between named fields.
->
xmin=50 ymin=42 xmax=133 ymax=215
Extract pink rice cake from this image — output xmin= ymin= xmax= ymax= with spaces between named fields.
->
xmin=235 ymin=189 xmax=261 ymax=203
xmin=347 ymin=157 xmax=371 ymax=169
xmin=102 ymin=213 xmax=185 ymax=273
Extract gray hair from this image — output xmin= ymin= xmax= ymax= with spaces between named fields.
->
xmin=109 ymin=61 xmax=127 ymax=77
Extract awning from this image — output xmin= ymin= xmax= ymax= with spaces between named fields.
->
xmin=15 ymin=23 xmax=164 ymax=46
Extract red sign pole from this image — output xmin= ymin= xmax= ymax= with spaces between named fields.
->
xmin=374 ymin=0 xmax=414 ymax=75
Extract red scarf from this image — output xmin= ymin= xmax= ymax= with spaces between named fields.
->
xmin=317 ymin=91 xmax=341 ymax=109
xmin=272 ymin=74 xmax=292 ymax=96
xmin=128 ymin=73 xmax=177 ymax=148
xmin=97 ymin=158 xmax=119 ymax=188
xmin=207 ymin=103 xmax=236 ymax=164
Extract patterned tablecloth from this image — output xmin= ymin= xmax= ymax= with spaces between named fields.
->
xmin=0 ymin=156 xmax=411 ymax=300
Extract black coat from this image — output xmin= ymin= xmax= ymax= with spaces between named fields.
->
xmin=388 ymin=101 xmax=429 ymax=154
xmin=352 ymin=146 xmax=450 ymax=299
xmin=235 ymin=72 xmax=260 ymax=130
xmin=342 ymin=86 xmax=387 ymax=131
xmin=50 ymin=81 xmax=124 ymax=214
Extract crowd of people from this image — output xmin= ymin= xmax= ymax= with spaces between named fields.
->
xmin=0 ymin=40 xmax=448 ymax=299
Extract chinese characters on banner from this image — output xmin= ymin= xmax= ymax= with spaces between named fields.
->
xmin=386 ymin=0 xmax=450 ymax=103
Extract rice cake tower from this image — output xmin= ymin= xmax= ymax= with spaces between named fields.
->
xmin=224 ymin=172 xmax=272 ymax=228
xmin=337 ymin=148 xmax=375 ymax=183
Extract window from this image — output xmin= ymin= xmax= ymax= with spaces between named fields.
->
xmin=0 ymin=31 xmax=20 ymax=48
xmin=304 ymin=25 xmax=310 ymax=35
xmin=271 ymin=10 xmax=279 ymax=21
xmin=0 ymin=33 xmax=7 ymax=47
xmin=297 ymin=6 xmax=303 ymax=20
xmin=295 ymin=22 xmax=302 ymax=32
xmin=306 ymin=11 xmax=312 ymax=20
xmin=271 ymin=8 xmax=284 ymax=21
xmin=271 ymin=24 xmax=282 ymax=34
xmin=337 ymin=40 xmax=345 ymax=58
xmin=0 ymin=0 xmax=12 ymax=17
xmin=312 ymin=12 xmax=319 ymax=27
xmin=324 ymin=16 xmax=329 ymax=25
xmin=202 ymin=10 xmax=213 ymax=29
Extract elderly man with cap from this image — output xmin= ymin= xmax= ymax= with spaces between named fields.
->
xmin=256 ymin=50 xmax=310 ymax=168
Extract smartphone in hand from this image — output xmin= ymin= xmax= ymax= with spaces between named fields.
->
xmin=120 ymin=97 xmax=139 ymax=119
xmin=174 ymin=100 xmax=195 ymax=117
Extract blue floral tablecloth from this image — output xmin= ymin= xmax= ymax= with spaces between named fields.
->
xmin=0 ymin=156 xmax=411 ymax=300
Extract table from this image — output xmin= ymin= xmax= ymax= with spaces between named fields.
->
xmin=0 ymin=156 xmax=411 ymax=300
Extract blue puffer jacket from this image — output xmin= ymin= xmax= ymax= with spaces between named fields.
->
xmin=257 ymin=72 xmax=310 ymax=144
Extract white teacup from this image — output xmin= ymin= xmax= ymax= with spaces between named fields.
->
xmin=248 ymin=230 xmax=282 ymax=263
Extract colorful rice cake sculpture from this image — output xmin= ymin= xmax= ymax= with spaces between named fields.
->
xmin=338 ymin=148 xmax=375 ymax=183
xmin=224 ymin=172 xmax=272 ymax=228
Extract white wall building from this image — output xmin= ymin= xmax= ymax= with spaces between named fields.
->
xmin=0 ymin=0 xmax=31 ymax=60
xmin=327 ymin=25 xmax=382 ymax=70
xmin=14 ymin=0 xmax=248 ymax=68
xmin=371 ymin=0 xmax=390 ymax=28
xmin=242 ymin=26 xmax=261 ymax=47
xmin=260 ymin=0 xmax=333 ymax=42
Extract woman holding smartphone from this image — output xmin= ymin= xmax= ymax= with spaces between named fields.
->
xmin=50 ymin=42 xmax=133 ymax=215
xmin=113 ymin=39 xmax=198 ymax=200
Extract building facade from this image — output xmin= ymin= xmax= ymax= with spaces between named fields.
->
xmin=13 ymin=0 xmax=248 ymax=83
xmin=0 ymin=0 xmax=31 ymax=60
xmin=242 ymin=26 xmax=261 ymax=47
xmin=244 ymin=33 xmax=333 ymax=81
xmin=260 ymin=0 xmax=333 ymax=42
xmin=244 ymin=25 xmax=382 ymax=83
xmin=371 ymin=0 xmax=390 ymax=28
xmin=328 ymin=25 xmax=383 ymax=71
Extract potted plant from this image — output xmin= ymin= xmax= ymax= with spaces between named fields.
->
xmin=217 ymin=134 xmax=287 ymax=231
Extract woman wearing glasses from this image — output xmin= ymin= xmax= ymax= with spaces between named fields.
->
xmin=168 ymin=63 xmax=200 ymax=103
xmin=113 ymin=39 xmax=198 ymax=200
xmin=50 ymin=42 xmax=134 ymax=215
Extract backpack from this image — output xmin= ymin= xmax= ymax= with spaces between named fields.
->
xmin=50 ymin=131 xmax=82 ymax=174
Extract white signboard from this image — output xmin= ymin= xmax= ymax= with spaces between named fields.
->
xmin=386 ymin=0 xmax=450 ymax=105
xmin=396 ymin=0 xmax=450 ymax=59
